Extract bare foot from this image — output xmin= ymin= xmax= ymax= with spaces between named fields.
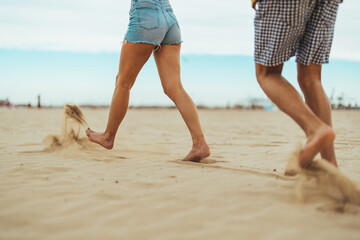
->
xmin=183 ymin=143 xmax=211 ymax=162
xmin=299 ymin=125 xmax=335 ymax=169
xmin=86 ymin=128 xmax=114 ymax=149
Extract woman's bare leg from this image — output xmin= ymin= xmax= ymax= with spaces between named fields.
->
xmin=153 ymin=44 xmax=210 ymax=161
xmin=297 ymin=62 xmax=337 ymax=166
xmin=255 ymin=63 xmax=335 ymax=172
xmin=86 ymin=41 xmax=155 ymax=149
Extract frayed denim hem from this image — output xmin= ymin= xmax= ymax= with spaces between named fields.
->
xmin=123 ymin=38 xmax=182 ymax=51
xmin=123 ymin=38 xmax=164 ymax=51
xmin=123 ymin=37 xmax=160 ymax=46
xmin=161 ymin=40 xmax=183 ymax=45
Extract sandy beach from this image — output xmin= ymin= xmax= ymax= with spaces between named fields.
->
xmin=0 ymin=108 xmax=359 ymax=240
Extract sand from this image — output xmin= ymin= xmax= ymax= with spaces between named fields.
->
xmin=0 ymin=108 xmax=360 ymax=240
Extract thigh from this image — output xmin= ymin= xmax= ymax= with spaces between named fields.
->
xmin=255 ymin=62 xmax=284 ymax=80
xmin=117 ymin=41 xmax=155 ymax=88
xmin=153 ymin=44 xmax=182 ymax=88
xmin=296 ymin=0 xmax=341 ymax=65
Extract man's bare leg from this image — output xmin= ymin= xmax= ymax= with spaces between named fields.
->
xmin=255 ymin=63 xmax=335 ymax=172
xmin=86 ymin=42 xmax=155 ymax=149
xmin=153 ymin=44 xmax=210 ymax=162
xmin=297 ymin=63 xmax=337 ymax=167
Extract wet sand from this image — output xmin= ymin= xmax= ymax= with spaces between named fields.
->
xmin=0 ymin=108 xmax=359 ymax=240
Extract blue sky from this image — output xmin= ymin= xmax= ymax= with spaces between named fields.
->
xmin=1 ymin=50 xmax=358 ymax=107
xmin=1 ymin=0 xmax=359 ymax=106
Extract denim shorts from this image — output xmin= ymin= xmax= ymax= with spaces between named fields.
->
xmin=125 ymin=0 xmax=182 ymax=46
xmin=254 ymin=0 xmax=341 ymax=66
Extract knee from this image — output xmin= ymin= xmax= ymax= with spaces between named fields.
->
xmin=255 ymin=67 xmax=267 ymax=85
xmin=298 ymin=74 xmax=322 ymax=92
xmin=163 ymin=84 xmax=183 ymax=100
xmin=297 ymin=63 xmax=322 ymax=92
xmin=255 ymin=64 xmax=282 ymax=86
xmin=115 ymin=75 xmax=134 ymax=90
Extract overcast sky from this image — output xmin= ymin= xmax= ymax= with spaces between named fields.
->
xmin=1 ymin=0 xmax=360 ymax=60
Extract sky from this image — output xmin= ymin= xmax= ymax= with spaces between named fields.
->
xmin=1 ymin=0 xmax=360 ymax=106
xmin=1 ymin=0 xmax=360 ymax=58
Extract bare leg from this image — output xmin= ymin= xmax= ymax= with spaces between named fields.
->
xmin=86 ymin=41 xmax=155 ymax=149
xmin=297 ymin=62 xmax=337 ymax=167
xmin=153 ymin=44 xmax=210 ymax=162
xmin=255 ymin=63 xmax=335 ymax=173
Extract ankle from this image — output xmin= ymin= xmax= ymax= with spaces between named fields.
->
xmin=304 ymin=121 xmax=327 ymax=137
xmin=104 ymin=131 xmax=115 ymax=142
xmin=192 ymin=136 xmax=207 ymax=148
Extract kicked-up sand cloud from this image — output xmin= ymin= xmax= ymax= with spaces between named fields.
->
xmin=286 ymin=146 xmax=360 ymax=211
xmin=43 ymin=104 xmax=92 ymax=151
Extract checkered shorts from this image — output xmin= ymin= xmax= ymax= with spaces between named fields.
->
xmin=254 ymin=0 xmax=341 ymax=66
